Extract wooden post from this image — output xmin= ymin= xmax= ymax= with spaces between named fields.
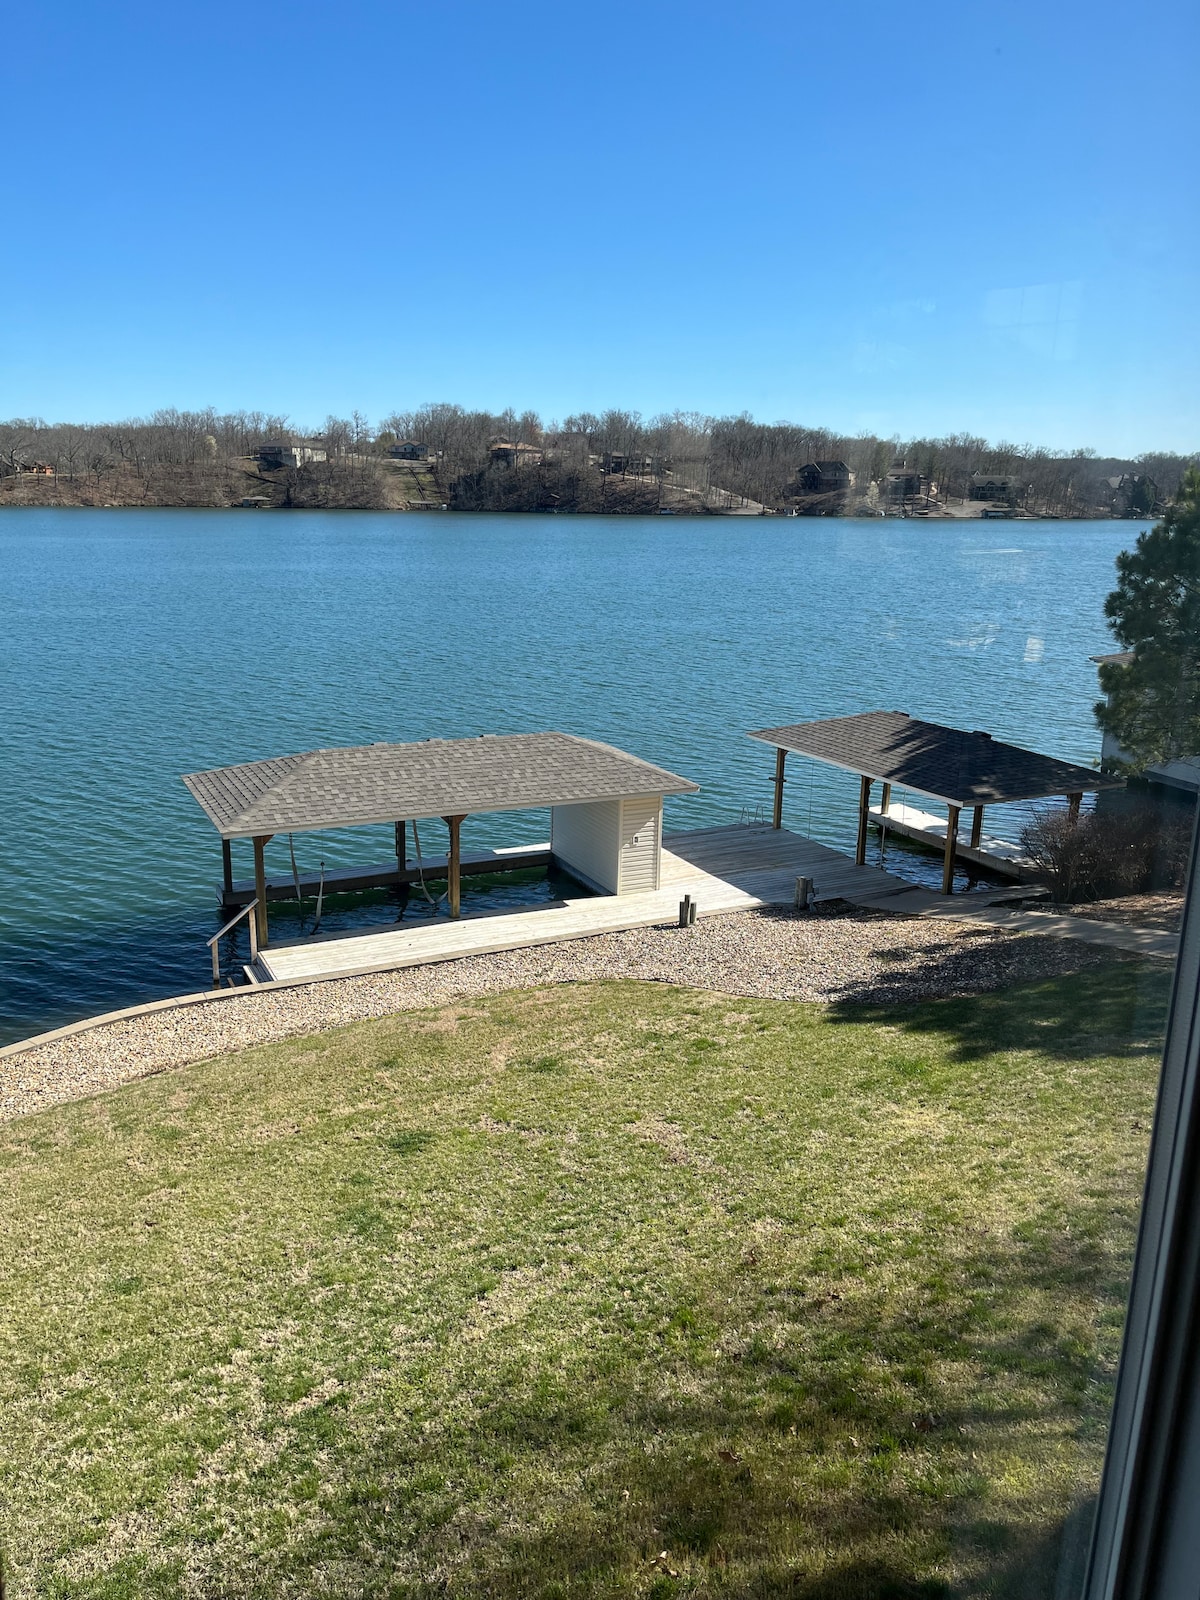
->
xmin=394 ymin=820 xmax=406 ymax=873
xmin=1067 ymin=792 xmax=1082 ymax=824
xmin=772 ymin=748 xmax=786 ymax=829
xmin=855 ymin=775 xmax=871 ymax=865
xmin=444 ymin=815 xmax=465 ymax=919
xmin=252 ymin=834 xmax=271 ymax=948
xmin=222 ymin=839 xmax=233 ymax=896
xmin=970 ymin=805 xmax=984 ymax=849
xmin=880 ymin=782 xmax=891 ymax=815
xmin=942 ymin=806 xmax=960 ymax=895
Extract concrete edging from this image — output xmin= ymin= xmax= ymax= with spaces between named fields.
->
xmin=0 ymin=968 xmax=392 ymax=1061
xmin=0 ymin=905 xmax=700 ymax=1060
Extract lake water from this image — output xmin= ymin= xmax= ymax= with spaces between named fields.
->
xmin=0 ymin=510 xmax=1143 ymax=1044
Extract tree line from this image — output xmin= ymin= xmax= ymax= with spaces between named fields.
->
xmin=1 ymin=404 xmax=1195 ymax=516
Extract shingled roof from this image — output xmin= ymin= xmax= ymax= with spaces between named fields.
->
xmin=748 ymin=712 xmax=1120 ymax=809
xmin=184 ymin=733 xmax=699 ymax=838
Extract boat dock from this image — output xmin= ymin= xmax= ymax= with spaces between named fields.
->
xmin=180 ymin=723 xmax=1110 ymax=991
xmin=869 ymin=801 xmax=1031 ymax=879
xmin=252 ymin=823 xmax=1026 ymax=986
xmin=219 ymin=843 xmax=553 ymax=908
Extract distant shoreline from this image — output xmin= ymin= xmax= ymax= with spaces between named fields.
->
xmin=3 ymin=407 xmax=1184 ymax=519
xmin=0 ymin=493 xmax=1147 ymax=524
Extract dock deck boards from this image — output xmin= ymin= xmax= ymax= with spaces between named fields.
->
xmin=869 ymin=801 xmax=1031 ymax=879
xmin=255 ymin=823 xmax=1015 ymax=984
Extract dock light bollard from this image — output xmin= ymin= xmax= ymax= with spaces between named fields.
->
xmin=794 ymin=875 xmax=815 ymax=911
xmin=678 ymin=894 xmax=698 ymax=927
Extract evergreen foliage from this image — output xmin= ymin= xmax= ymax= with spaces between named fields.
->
xmin=1097 ymin=470 xmax=1200 ymax=769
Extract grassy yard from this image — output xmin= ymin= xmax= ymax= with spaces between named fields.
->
xmin=0 ymin=965 xmax=1170 ymax=1598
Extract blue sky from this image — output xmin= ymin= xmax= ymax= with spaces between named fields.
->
xmin=4 ymin=0 xmax=1197 ymax=454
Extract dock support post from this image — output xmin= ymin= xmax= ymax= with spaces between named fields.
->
xmin=1067 ymin=792 xmax=1082 ymax=825
xmin=222 ymin=839 xmax=233 ymax=897
xmin=444 ymin=815 xmax=465 ymax=919
xmin=970 ymin=805 xmax=984 ymax=850
xmin=252 ymin=835 xmax=271 ymax=948
xmin=880 ymin=782 xmax=891 ymax=815
xmin=855 ymin=775 xmax=871 ymax=865
xmin=942 ymin=806 xmax=960 ymax=895
xmin=395 ymin=820 xmax=407 ymax=875
xmin=772 ymin=748 xmax=786 ymax=829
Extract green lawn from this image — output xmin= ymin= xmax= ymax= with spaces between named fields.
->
xmin=0 ymin=966 xmax=1170 ymax=1598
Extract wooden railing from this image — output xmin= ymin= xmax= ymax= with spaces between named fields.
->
xmin=206 ymin=901 xmax=259 ymax=988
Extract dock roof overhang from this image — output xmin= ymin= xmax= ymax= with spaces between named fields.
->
xmin=183 ymin=732 xmax=700 ymax=839
xmin=748 ymin=711 xmax=1122 ymax=810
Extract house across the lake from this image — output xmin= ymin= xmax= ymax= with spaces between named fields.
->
xmin=795 ymin=460 xmax=854 ymax=495
xmin=1104 ymin=473 xmax=1158 ymax=517
xmin=489 ymin=441 xmax=544 ymax=467
xmin=258 ymin=439 xmax=327 ymax=470
xmin=882 ymin=463 xmax=924 ymax=500
xmin=602 ymin=451 xmax=663 ymax=477
xmin=969 ymin=472 xmax=1018 ymax=503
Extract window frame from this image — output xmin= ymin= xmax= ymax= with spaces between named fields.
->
xmin=1083 ymin=804 xmax=1200 ymax=1599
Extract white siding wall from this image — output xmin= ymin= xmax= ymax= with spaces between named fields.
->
xmin=551 ymin=800 xmax=621 ymax=893
xmin=551 ymin=795 xmax=664 ymax=895
xmin=617 ymin=795 xmax=662 ymax=894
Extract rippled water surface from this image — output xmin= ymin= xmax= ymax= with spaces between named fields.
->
xmin=0 ymin=509 xmax=1142 ymax=1042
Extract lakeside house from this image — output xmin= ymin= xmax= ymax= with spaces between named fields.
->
xmin=258 ymin=439 xmax=328 ymax=470
xmin=602 ymin=451 xmax=664 ymax=477
xmin=969 ymin=472 xmax=1018 ymax=503
xmin=882 ymin=463 xmax=925 ymax=500
xmin=489 ymin=441 xmax=544 ymax=467
xmin=389 ymin=441 xmax=429 ymax=460
xmin=1104 ymin=472 xmax=1158 ymax=517
xmin=1093 ymin=651 xmax=1200 ymax=795
xmin=795 ymin=460 xmax=855 ymax=495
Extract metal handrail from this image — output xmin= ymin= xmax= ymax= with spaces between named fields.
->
xmin=206 ymin=901 xmax=259 ymax=987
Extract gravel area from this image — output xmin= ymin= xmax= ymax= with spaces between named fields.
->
xmin=1 ymin=905 xmax=1127 ymax=1123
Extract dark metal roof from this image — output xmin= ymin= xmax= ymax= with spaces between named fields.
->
xmin=184 ymin=732 xmax=699 ymax=839
xmin=748 ymin=712 xmax=1121 ymax=809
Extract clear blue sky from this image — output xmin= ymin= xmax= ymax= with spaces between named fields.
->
xmin=4 ymin=0 xmax=1197 ymax=454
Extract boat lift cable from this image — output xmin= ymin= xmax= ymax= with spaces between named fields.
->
xmin=312 ymin=862 xmax=326 ymax=934
xmin=288 ymin=833 xmax=304 ymax=924
xmin=410 ymin=820 xmax=448 ymax=910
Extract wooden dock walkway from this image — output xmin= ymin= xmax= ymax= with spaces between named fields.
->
xmin=869 ymin=801 xmax=1031 ymax=880
xmin=254 ymin=823 xmax=1021 ymax=985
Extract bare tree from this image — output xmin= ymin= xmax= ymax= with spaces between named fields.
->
xmin=323 ymin=416 xmax=352 ymax=457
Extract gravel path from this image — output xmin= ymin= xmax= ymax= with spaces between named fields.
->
xmin=1 ymin=905 xmax=1128 ymax=1123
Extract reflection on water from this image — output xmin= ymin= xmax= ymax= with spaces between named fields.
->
xmin=0 ymin=510 xmax=1143 ymax=1041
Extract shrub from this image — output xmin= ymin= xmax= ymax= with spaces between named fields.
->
xmin=1020 ymin=802 xmax=1193 ymax=903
